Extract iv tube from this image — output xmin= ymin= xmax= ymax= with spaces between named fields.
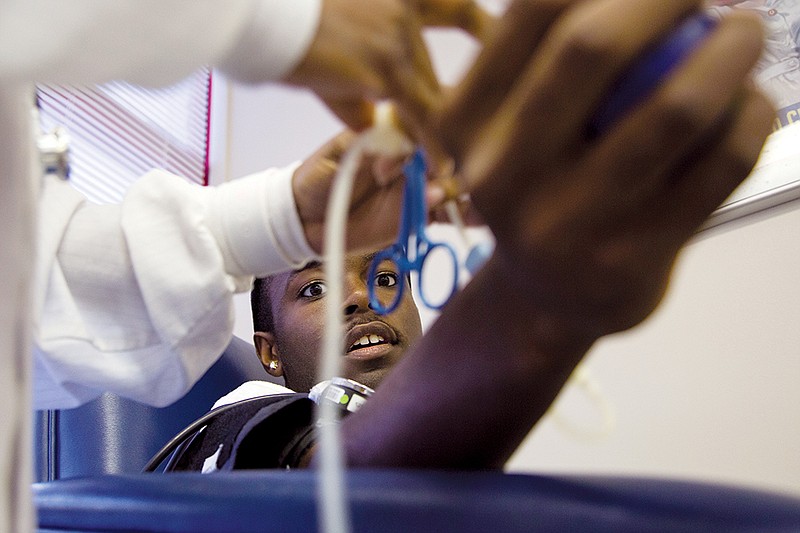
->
xmin=319 ymin=103 xmax=412 ymax=533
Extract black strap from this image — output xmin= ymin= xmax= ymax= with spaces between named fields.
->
xmin=165 ymin=394 xmax=316 ymax=472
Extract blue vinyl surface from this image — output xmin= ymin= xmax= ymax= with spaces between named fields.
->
xmin=35 ymin=470 xmax=800 ymax=532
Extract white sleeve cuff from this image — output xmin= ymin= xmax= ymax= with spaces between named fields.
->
xmin=219 ymin=0 xmax=323 ymax=82
xmin=207 ymin=163 xmax=318 ymax=277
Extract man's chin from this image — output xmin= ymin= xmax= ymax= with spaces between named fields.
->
xmin=344 ymin=365 xmax=394 ymax=392
xmin=332 ymin=343 xmax=404 ymax=390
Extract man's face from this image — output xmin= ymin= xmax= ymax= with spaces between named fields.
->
xmin=263 ymin=253 xmax=423 ymax=392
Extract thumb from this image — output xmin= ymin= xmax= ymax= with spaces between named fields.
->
xmin=322 ymin=97 xmax=375 ymax=132
xmin=415 ymin=0 xmax=497 ymax=41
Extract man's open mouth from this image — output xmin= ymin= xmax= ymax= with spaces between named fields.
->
xmin=348 ymin=333 xmax=388 ymax=353
xmin=344 ymin=321 xmax=397 ymax=357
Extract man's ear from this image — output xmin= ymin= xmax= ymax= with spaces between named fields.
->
xmin=253 ymin=331 xmax=283 ymax=378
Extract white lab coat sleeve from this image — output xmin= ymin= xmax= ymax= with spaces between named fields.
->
xmin=0 ymin=0 xmax=321 ymax=87
xmin=33 ymin=166 xmax=317 ymax=410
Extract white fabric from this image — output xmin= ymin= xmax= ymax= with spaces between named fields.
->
xmin=212 ymin=380 xmax=294 ymax=410
xmin=0 ymin=1 xmax=321 ymax=530
xmin=204 ymin=162 xmax=315 ymax=278
xmin=0 ymin=0 xmax=322 ymax=87
xmin=34 ymin=167 xmax=316 ymax=410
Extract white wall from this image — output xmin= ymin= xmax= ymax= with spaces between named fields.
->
xmin=211 ymin=29 xmax=800 ymax=497
xmin=507 ymin=199 xmax=800 ymax=497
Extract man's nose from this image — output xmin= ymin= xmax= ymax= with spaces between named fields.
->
xmin=343 ymin=281 xmax=372 ymax=316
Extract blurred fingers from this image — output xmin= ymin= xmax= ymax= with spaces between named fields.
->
xmin=439 ymin=0 xmax=573 ymax=162
xmin=324 ymin=98 xmax=377 ymax=132
xmin=497 ymin=0 xmax=705 ymax=159
xmin=371 ymin=154 xmax=407 ymax=186
xmin=588 ymin=10 xmax=766 ymax=201
xmin=415 ymin=0 xmax=496 ymax=39
xmin=658 ymin=86 xmax=774 ymax=235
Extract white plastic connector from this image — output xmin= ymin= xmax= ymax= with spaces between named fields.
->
xmin=360 ymin=101 xmax=414 ymax=156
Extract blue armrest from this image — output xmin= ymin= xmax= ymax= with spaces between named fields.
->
xmin=34 ymin=470 xmax=800 ymax=532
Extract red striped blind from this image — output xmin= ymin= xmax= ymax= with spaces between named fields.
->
xmin=37 ymin=68 xmax=212 ymax=204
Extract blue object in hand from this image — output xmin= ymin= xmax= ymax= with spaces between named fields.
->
xmin=368 ymin=150 xmax=459 ymax=314
xmin=589 ymin=12 xmax=717 ymax=136
xmin=464 ymin=241 xmax=494 ymax=276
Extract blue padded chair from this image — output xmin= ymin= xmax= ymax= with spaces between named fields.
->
xmin=32 ymin=335 xmax=800 ymax=532
xmin=34 ymin=470 xmax=800 ymax=532
xmin=33 ymin=335 xmax=271 ymax=480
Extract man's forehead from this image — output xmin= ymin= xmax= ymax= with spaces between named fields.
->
xmin=286 ymin=253 xmax=381 ymax=284
xmin=293 ymin=260 xmax=323 ymax=277
xmin=268 ymin=270 xmax=293 ymax=300
xmin=283 ymin=260 xmax=323 ymax=291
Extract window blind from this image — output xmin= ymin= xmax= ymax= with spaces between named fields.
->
xmin=37 ymin=68 xmax=212 ymax=204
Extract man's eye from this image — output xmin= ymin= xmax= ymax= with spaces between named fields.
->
xmin=374 ymin=272 xmax=398 ymax=288
xmin=300 ymin=281 xmax=327 ymax=298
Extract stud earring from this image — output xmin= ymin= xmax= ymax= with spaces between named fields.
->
xmin=269 ymin=360 xmax=278 ymax=371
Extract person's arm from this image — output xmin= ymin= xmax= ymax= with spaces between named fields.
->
xmin=336 ymin=0 xmax=774 ymax=468
xmin=0 ymin=1 xmax=320 ymax=87
xmin=0 ymin=0 xmax=490 ymax=137
xmin=33 ymin=130 xmax=409 ymax=410
xmin=33 ymin=164 xmax=310 ymax=409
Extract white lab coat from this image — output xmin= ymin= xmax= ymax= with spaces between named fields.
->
xmin=34 ymin=165 xmax=315 ymax=410
xmin=0 ymin=1 xmax=320 ymax=530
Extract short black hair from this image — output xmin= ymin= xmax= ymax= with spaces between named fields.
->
xmin=251 ymin=261 xmax=322 ymax=334
xmin=251 ymin=276 xmax=275 ymax=334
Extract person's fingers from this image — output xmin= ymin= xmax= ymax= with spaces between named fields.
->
xmin=292 ymin=130 xmax=356 ymax=216
xmin=323 ymin=98 xmax=376 ymax=132
xmin=347 ymin=160 xmax=407 ymax=251
xmin=586 ymin=10 xmax=765 ymax=200
xmin=574 ymin=87 xmax=774 ymax=323
xmin=384 ymin=1 xmax=497 ymax=159
xmin=656 ymin=85 xmax=774 ymax=236
xmin=290 ymin=0 xmax=499 ymax=154
xmin=498 ymin=0 xmax=704 ymax=159
xmin=389 ymin=0 xmax=500 ymax=130
xmin=415 ymin=0 xmax=496 ymax=39
xmin=384 ymin=12 xmax=443 ymax=157
xmin=448 ymin=0 xmax=705 ymax=166
xmin=439 ymin=0 xmax=573 ymax=162
xmin=459 ymin=0 xmax=755 ymax=213
xmin=311 ymin=129 xmax=358 ymax=168
xmin=371 ymin=154 xmax=407 ymax=187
